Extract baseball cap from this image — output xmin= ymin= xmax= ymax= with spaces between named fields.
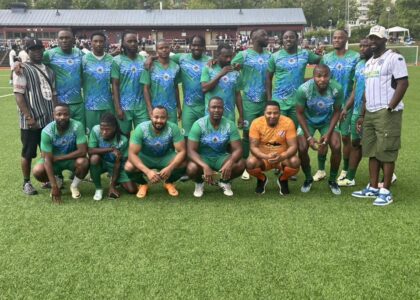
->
xmin=367 ymin=25 xmax=388 ymax=39
xmin=25 ymin=39 xmax=44 ymax=50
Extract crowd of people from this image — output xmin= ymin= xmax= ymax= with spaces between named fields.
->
xmin=11 ymin=25 xmax=408 ymax=206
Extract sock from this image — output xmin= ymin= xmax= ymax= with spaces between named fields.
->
xmin=89 ymin=164 xmax=103 ymax=189
xmin=242 ymin=135 xmax=250 ymax=159
xmin=247 ymin=168 xmax=266 ymax=181
xmin=280 ymin=167 xmax=299 ymax=181
xmin=343 ymin=158 xmax=349 ymax=172
xmin=71 ymin=176 xmax=82 ymax=187
xmin=127 ymin=171 xmax=147 ymax=185
xmin=302 ymin=166 xmax=313 ymax=181
xmin=318 ymin=154 xmax=327 ymax=171
xmin=347 ymin=168 xmax=356 ymax=181
xmin=166 ymin=167 xmax=185 ymax=183
xmin=329 ymin=168 xmax=339 ymax=182
xmin=23 ymin=178 xmax=30 ymax=183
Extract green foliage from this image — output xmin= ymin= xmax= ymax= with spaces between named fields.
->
xmin=348 ymin=26 xmax=370 ymax=43
xmin=396 ymin=0 xmax=420 ymax=38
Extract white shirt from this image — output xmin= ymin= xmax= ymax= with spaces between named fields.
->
xmin=9 ymin=49 xmax=17 ymax=69
xmin=364 ymin=49 xmax=408 ymax=112
xmin=18 ymin=50 xmax=30 ymax=63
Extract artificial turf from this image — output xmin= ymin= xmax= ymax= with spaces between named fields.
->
xmin=0 ymin=68 xmax=419 ymax=299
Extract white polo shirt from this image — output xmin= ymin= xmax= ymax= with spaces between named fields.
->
xmin=364 ymin=49 xmax=408 ymax=112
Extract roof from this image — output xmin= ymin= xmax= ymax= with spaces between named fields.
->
xmin=388 ymin=26 xmax=409 ymax=33
xmin=0 ymin=8 xmax=306 ymax=27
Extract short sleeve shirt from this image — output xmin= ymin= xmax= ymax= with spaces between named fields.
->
xmin=43 ymin=47 xmax=83 ymax=104
xmin=321 ymin=50 xmax=359 ymax=104
xmin=364 ymin=50 xmax=408 ymax=112
xmin=267 ymin=49 xmax=319 ymax=107
xmin=140 ymin=60 xmax=181 ymax=110
xmin=131 ymin=121 xmax=183 ymax=157
xmin=88 ymin=125 xmax=128 ymax=163
xmin=40 ymin=119 xmax=87 ymax=156
xmin=171 ymin=53 xmax=211 ymax=106
xmin=188 ymin=116 xmax=241 ymax=158
xmin=232 ymin=49 xmax=271 ymax=103
xmin=111 ymin=54 xmax=145 ymax=111
xmin=201 ymin=64 xmax=241 ymax=116
xmin=295 ymin=79 xmax=343 ymax=127
xmin=353 ymin=59 xmax=366 ymax=116
xmin=82 ymin=52 xmax=114 ymax=110
xmin=249 ymin=115 xmax=296 ymax=155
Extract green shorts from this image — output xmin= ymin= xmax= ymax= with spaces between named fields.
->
xmin=167 ymin=109 xmax=178 ymax=125
xmin=119 ymin=108 xmax=149 ymax=134
xmin=339 ymin=108 xmax=353 ymax=137
xmin=101 ymin=161 xmax=131 ymax=184
xmin=243 ymin=100 xmax=265 ymax=131
xmin=202 ymin=154 xmax=230 ymax=171
xmin=69 ymin=103 xmax=85 ymax=129
xmin=351 ymin=113 xmax=362 ymax=141
xmin=182 ymin=104 xmax=205 ymax=137
xmin=85 ymin=108 xmax=115 ymax=134
xmin=362 ymin=109 xmax=402 ymax=162
xmin=37 ymin=158 xmax=75 ymax=175
xmin=297 ymin=123 xmax=332 ymax=137
xmin=280 ymin=106 xmax=298 ymax=128
xmin=139 ymin=151 xmax=177 ymax=169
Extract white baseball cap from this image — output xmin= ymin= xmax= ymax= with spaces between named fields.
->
xmin=367 ymin=25 xmax=388 ymax=39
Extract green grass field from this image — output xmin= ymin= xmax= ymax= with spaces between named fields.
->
xmin=1 ymin=68 xmax=419 ymax=299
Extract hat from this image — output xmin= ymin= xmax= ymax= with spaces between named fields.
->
xmin=367 ymin=25 xmax=388 ymax=39
xmin=25 ymin=39 xmax=44 ymax=50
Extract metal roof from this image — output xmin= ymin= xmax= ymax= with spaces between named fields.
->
xmin=0 ymin=8 xmax=306 ymax=27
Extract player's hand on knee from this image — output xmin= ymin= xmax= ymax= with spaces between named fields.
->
xmin=147 ymin=170 xmax=161 ymax=184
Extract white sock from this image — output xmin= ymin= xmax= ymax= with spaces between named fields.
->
xmin=71 ymin=176 xmax=82 ymax=187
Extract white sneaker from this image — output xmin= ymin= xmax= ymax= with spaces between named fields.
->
xmin=241 ymin=170 xmax=250 ymax=180
xmin=338 ymin=170 xmax=348 ymax=181
xmin=313 ymin=170 xmax=326 ymax=182
xmin=218 ymin=181 xmax=233 ymax=196
xmin=337 ymin=177 xmax=356 ymax=187
xmin=193 ymin=182 xmax=204 ymax=198
xmin=93 ymin=189 xmax=103 ymax=201
xmin=70 ymin=184 xmax=81 ymax=199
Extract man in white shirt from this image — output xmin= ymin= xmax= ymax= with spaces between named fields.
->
xmin=9 ymin=44 xmax=18 ymax=84
xmin=352 ymin=25 xmax=409 ymax=206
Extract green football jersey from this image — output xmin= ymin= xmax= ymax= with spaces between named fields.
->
xmin=188 ymin=116 xmax=241 ymax=158
xmin=88 ymin=124 xmax=128 ymax=163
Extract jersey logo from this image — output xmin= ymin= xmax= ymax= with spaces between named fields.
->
xmin=67 ymin=59 xmax=74 ymax=65
xmin=278 ymin=130 xmax=286 ymax=137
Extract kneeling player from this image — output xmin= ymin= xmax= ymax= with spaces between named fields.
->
xmin=32 ymin=103 xmax=89 ymax=203
xmin=246 ymin=101 xmax=300 ymax=195
xmin=125 ymin=106 xmax=186 ymax=198
xmin=88 ymin=113 xmax=137 ymax=200
xmin=187 ymin=96 xmax=245 ymax=197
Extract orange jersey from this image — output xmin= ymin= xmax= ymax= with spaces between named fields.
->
xmin=249 ymin=115 xmax=296 ymax=155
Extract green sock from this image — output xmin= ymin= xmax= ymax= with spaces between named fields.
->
xmin=343 ymin=158 xmax=349 ymax=172
xmin=89 ymin=164 xmax=103 ymax=189
xmin=242 ymin=133 xmax=250 ymax=159
xmin=318 ymin=154 xmax=327 ymax=171
xmin=128 ymin=171 xmax=147 ymax=185
xmin=347 ymin=168 xmax=356 ymax=180
xmin=166 ymin=167 xmax=185 ymax=183
xmin=302 ymin=166 xmax=313 ymax=181
xmin=329 ymin=168 xmax=339 ymax=182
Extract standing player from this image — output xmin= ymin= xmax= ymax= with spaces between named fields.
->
xmin=141 ymin=40 xmax=182 ymax=124
xmin=13 ymin=39 xmax=56 ymax=195
xmin=9 ymin=44 xmax=18 ymax=85
xmin=171 ymin=35 xmax=211 ymax=138
xmin=187 ymin=97 xmax=245 ymax=197
xmin=267 ymin=31 xmax=321 ymax=127
xmin=314 ymin=30 xmax=359 ymax=182
xmin=125 ymin=106 xmax=186 ymax=198
xmin=338 ymin=39 xmax=372 ymax=187
xmin=88 ymin=113 xmax=137 ymax=201
xmin=246 ymin=101 xmax=300 ymax=195
xmin=82 ymin=32 xmax=114 ymax=133
xmin=352 ymin=25 xmax=408 ymax=206
xmin=201 ymin=43 xmax=244 ymax=126
xmin=32 ymin=104 xmax=89 ymax=203
xmin=43 ymin=29 xmax=85 ymax=127
xmin=231 ymin=29 xmax=271 ymax=179
xmin=112 ymin=31 xmax=147 ymax=136
xmin=296 ymin=65 xmax=343 ymax=195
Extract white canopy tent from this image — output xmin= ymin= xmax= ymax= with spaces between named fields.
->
xmin=388 ymin=26 xmax=410 ymax=38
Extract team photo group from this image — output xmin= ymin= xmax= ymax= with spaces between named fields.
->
xmin=12 ymin=24 xmax=408 ymax=206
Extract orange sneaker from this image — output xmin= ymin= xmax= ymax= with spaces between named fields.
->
xmin=164 ymin=183 xmax=179 ymax=197
xmin=136 ymin=184 xmax=149 ymax=198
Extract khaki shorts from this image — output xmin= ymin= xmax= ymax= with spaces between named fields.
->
xmin=361 ymin=109 xmax=402 ymax=162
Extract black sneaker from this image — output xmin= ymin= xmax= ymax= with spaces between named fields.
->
xmin=255 ymin=176 xmax=268 ymax=195
xmin=277 ymin=178 xmax=290 ymax=195
xmin=328 ymin=180 xmax=341 ymax=195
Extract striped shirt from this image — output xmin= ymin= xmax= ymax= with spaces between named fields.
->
xmin=364 ymin=50 xmax=408 ymax=112
xmin=13 ymin=63 xmax=56 ymax=129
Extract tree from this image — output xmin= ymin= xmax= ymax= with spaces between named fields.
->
xmin=72 ymin=0 xmax=107 ymax=9
xmin=395 ymin=0 xmax=420 ymax=38
xmin=0 ymin=0 xmax=30 ymax=9
xmin=34 ymin=0 xmax=73 ymax=9
xmin=367 ymin=0 xmax=385 ymax=23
